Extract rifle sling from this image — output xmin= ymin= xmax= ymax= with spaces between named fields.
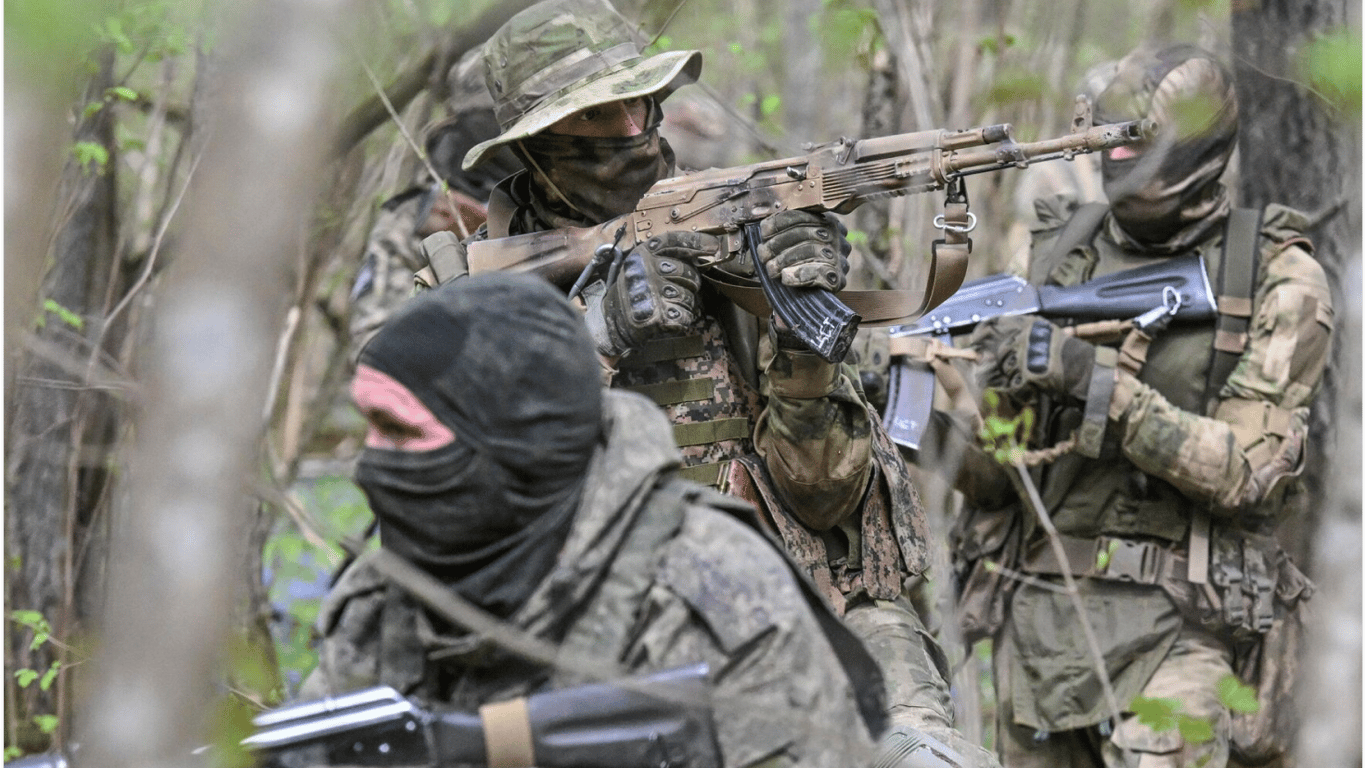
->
xmin=1046 ymin=201 xmax=1110 ymax=268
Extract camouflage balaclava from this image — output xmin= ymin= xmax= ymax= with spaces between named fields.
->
xmin=1096 ymin=44 xmax=1238 ymax=252
xmin=353 ymin=273 xmax=603 ymax=618
xmin=513 ymin=98 xmax=675 ymax=225
xmin=462 ymin=0 xmax=701 ymax=226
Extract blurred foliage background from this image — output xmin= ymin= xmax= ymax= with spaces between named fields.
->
xmin=3 ymin=0 xmax=1360 ymax=763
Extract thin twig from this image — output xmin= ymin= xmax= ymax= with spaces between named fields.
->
xmin=353 ymin=52 xmax=469 ymax=239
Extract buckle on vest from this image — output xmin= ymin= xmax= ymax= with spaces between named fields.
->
xmin=1097 ymin=537 xmax=1160 ymax=583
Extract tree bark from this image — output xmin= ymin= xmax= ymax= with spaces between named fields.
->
xmin=4 ymin=47 xmax=121 ymax=755
xmin=73 ymin=1 xmax=349 ymax=765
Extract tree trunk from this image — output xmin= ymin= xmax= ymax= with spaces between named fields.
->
xmin=1231 ymin=1 xmax=1361 ymax=764
xmin=1231 ymin=0 xmax=1357 ymax=575
xmin=73 ymin=1 xmax=349 ymax=764
xmin=4 ymin=47 xmax=120 ymax=755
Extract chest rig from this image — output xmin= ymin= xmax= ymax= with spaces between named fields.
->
xmin=1021 ymin=204 xmax=1262 ymax=565
xmin=610 ymin=287 xmax=765 ymax=489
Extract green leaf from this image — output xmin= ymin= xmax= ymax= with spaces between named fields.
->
xmin=34 ymin=715 xmax=60 ymax=735
xmin=82 ymin=101 xmax=105 ymax=119
xmin=39 ymin=661 xmax=61 ymax=691
xmin=11 ymin=610 xmax=52 ymax=649
xmin=15 ymin=669 xmax=39 ymax=688
xmin=1217 ymin=674 xmax=1260 ymax=714
xmin=71 ymin=141 xmax=109 ymax=173
xmin=1177 ymin=713 xmax=1215 ymax=744
xmin=6 ymin=746 xmax=24 ymax=761
xmin=759 ymin=94 xmax=782 ymax=118
xmin=42 ymin=299 xmax=85 ymax=330
xmin=1096 ymin=540 xmax=1120 ymax=571
xmin=106 ymin=85 xmax=138 ymax=102
xmin=1129 ymin=695 xmax=1180 ymax=732
xmin=729 ymin=42 xmax=744 ymax=55
xmin=1301 ymin=28 xmax=1362 ymax=115
xmin=103 ymin=17 xmax=134 ymax=54
xmin=845 ymin=229 xmax=869 ymax=248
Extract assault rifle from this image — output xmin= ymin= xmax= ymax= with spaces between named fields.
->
xmin=465 ymin=104 xmax=1156 ymax=363
xmin=245 ymin=663 xmax=718 ymax=768
xmin=883 ymin=254 xmax=1218 ymax=451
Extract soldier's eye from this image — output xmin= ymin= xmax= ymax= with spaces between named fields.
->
xmin=579 ymin=107 xmax=600 ymax=121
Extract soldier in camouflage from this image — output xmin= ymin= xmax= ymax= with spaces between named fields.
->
xmin=306 ymin=272 xmax=888 ymax=767
xmin=413 ymin=2 xmax=998 ymax=766
xmin=346 ymin=49 xmax=520 ymax=362
xmin=931 ymin=44 xmax=1332 ymax=768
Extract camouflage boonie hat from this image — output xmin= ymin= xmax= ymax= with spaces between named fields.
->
xmin=462 ymin=0 xmax=702 ymax=170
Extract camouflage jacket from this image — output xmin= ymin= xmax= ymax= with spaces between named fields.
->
xmin=302 ymin=390 xmax=883 ymax=768
xmin=416 ymin=172 xmax=932 ymax=611
xmin=956 ymin=196 xmax=1332 ymax=731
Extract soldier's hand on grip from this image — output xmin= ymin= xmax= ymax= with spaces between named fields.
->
xmin=601 ymin=231 xmax=716 ymax=352
xmin=756 ymin=210 xmax=851 ymax=292
xmin=968 ymin=315 xmax=1095 ymax=401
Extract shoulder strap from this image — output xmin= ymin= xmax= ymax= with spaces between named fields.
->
xmin=1037 ymin=201 xmax=1108 ymax=280
xmin=484 ymin=176 xmax=521 ymax=240
xmin=1204 ymin=207 xmax=1263 ymax=409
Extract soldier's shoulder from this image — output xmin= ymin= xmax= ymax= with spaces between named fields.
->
xmin=1030 ymin=192 xmax=1084 ymax=233
xmin=316 ymin=551 xmax=389 ymax=636
xmin=1257 ymin=204 xmax=1330 ymax=295
xmin=656 ymin=503 xmax=807 ymax=650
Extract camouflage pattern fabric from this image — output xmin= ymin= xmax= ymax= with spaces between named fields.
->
xmin=348 ymin=191 xmax=428 ymax=362
xmin=949 ymin=193 xmax=1332 ymax=768
xmin=303 ymin=391 xmax=879 ymax=768
xmin=994 ymin=621 xmax=1233 ymax=768
xmin=462 ymin=0 xmax=700 ymax=170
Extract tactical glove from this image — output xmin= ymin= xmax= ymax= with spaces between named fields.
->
xmin=755 ymin=210 xmax=851 ymax=292
xmin=598 ymin=231 xmax=716 ymax=354
xmin=968 ymin=315 xmax=1095 ymax=401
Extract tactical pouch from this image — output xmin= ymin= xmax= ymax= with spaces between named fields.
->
xmin=1163 ymin=527 xmax=1314 ymax=765
xmin=1229 ymin=552 xmax=1311 ymax=759
xmin=950 ymin=502 xmax=1024 ymax=645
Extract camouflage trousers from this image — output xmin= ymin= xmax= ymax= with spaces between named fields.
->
xmin=846 ymin=598 xmax=1002 ymax=768
xmin=994 ymin=623 xmax=1235 ymax=768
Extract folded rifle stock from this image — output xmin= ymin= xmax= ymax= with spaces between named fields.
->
xmin=245 ymin=663 xmax=718 ymax=768
xmin=883 ymin=254 xmax=1218 ymax=452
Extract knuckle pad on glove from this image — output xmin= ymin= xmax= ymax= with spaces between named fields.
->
xmin=1025 ymin=321 xmax=1053 ymax=374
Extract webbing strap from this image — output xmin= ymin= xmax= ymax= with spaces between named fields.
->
xmin=622 ymin=334 xmax=707 ymax=365
xmin=673 ymin=417 xmax=750 ymax=447
xmin=1044 ymin=202 xmax=1109 ymax=274
xmin=677 ymin=460 xmax=727 ymax=487
xmin=1020 ymin=534 xmax=1188 ymax=585
xmin=479 ymin=697 xmax=534 ymax=768
xmin=624 ymin=377 xmax=715 ymax=406
xmin=1205 ymin=208 xmax=1262 ymax=408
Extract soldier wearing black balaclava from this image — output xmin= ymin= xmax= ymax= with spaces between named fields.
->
xmin=304 ymin=272 xmax=891 ymax=768
xmin=411 ymin=3 xmax=995 ymax=766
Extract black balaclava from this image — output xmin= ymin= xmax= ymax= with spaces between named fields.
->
xmin=511 ymin=98 xmax=675 ymax=228
xmin=1096 ymin=44 xmax=1238 ymax=253
xmin=353 ymin=273 xmax=603 ymax=618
